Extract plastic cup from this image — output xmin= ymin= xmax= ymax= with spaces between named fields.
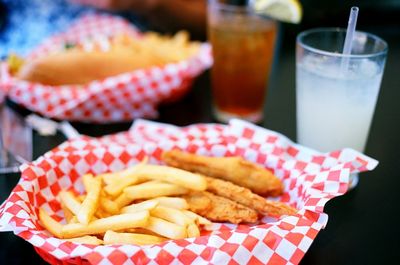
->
xmin=0 ymin=105 xmax=32 ymax=174
xmin=295 ymin=28 xmax=388 ymax=187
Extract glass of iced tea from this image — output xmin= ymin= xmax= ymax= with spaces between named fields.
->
xmin=208 ymin=0 xmax=277 ymax=123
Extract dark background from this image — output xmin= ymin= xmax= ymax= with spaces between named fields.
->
xmin=1 ymin=0 xmax=400 ymax=264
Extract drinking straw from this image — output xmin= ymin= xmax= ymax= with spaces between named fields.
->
xmin=341 ymin=6 xmax=359 ymax=73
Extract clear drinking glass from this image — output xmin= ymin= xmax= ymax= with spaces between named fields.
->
xmin=296 ymin=28 xmax=388 ymax=186
xmin=0 ymin=105 xmax=32 ymax=174
xmin=208 ymin=0 xmax=277 ymax=123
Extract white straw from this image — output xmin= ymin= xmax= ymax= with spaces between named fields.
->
xmin=341 ymin=7 xmax=359 ymax=73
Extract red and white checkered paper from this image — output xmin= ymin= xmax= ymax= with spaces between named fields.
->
xmin=0 ymin=119 xmax=378 ymax=265
xmin=0 ymin=14 xmax=212 ymax=123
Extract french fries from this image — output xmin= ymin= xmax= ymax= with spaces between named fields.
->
xmin=112 ymin=31 xmax=200 ymax=64
xmin=77 ymin=174 xmax=101 ymax=224
xmin=104 ymin=176 xmax=140 ymax=197
xmin=68 ymin=216 xmax=79 ymax=224
xmin=183 ymin=210 xmax=212 ymax=226
xmin=114 ymin=193 xmax=134 ymax=209
xmin=150 ymin=206 xmax=192 ymax=226
xmin=39 ymin=208 xmax=63 ymax=238
xmin=60 ymin=201 xmax=74 ymax=223
xmin=153 ymin=197 xmax=188 ymax=210
xmin=99 ymin=195 xmax=119 ymax=215
xmin=131 ymin=165 xmax=207 ymax=191
xmin=187 ymin=223 xmax=200 ymax=238
xmin=103 ymin=230 xmax=166 ymax=245
xmin=145 ymin=217 xmax=187 ymax=240
xmin=102 ymin=159 xmax=148 ymax=196
xmin=38 ymin=152 xmax=295 ymax=248
xmin=62 ymin=211 xmax=150 ymax=238
xmin=121 ymin=199 xmax=159 ymax=214
xmin=123 ymin=181 xmax=188 ymax=204
xmin=59 ymin=191 xmax=81 ymax=216
xmin=38 ymin=162 xmax=211 ymax=245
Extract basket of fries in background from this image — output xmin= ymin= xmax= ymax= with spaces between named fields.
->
xmin=0 ymin=14 xmax=212 ymax=123
xmin=0 ymin=119 xmax=378 ymax=264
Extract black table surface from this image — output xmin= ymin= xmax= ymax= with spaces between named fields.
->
xmin=1 ymin=28 xmax=400 ymax=265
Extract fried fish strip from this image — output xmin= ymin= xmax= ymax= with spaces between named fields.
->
xmin=162 ymin=150 xmax=283 ymax=196
xmin=184 ymin=192 xmax=258 ymax=224
xmin=204 ymin=177 xmax=296 ymax=217
xmin=182 ymin=191 xmax=212 ymax=215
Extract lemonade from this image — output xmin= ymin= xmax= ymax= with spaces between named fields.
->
xmin=295 ymin=28 xmax=388 ymax=154
xmin=296 ymin=57 xmax=383 ymax=152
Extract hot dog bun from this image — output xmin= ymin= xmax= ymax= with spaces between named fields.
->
xmin=16 ymin=47 xmax=166 ymax=86
xmin=15 ymin=31 xmax=200 ymax=86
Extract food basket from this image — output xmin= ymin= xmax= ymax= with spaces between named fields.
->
xmin=0 ymin=119 xmax=378 ymax=264
xmin=0 ymin=14 xmax=212 ymax=123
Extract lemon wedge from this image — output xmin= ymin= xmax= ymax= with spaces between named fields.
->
xmin=253 ymin=0 xmax=303 ymax=24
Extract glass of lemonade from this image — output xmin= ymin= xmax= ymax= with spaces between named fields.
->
xmin=296 ymin=28 xmax=387 ymax=185
xmin=208 ymin=0 xmax=277 ymax=123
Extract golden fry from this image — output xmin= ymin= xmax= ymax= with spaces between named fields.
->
xmin=95 ymin=208 xmax=110 ymax=219
xmin=123 ymin=181 xmax=188 ymax=201
xmin=77 ymin=195 xmax=85 ymax=202
xmin=114 ymin=193 xmax=133 ymax=209
xmin=103 ymin=230 xmax=166 ymax=245
xmin=60 ymin=201 xmax=74 ymax=223
xmin=150 ymin=206 xmax=193 ymax=227
xmin=59 ymin=191 xmax=81 ymax=216
xmin=103 ymin=159 xmax=148 ymax=196
xmin=182 ymin=210 xmax=212 ymax=226
xmin=77 ymin=174 xmax=102 ymax=224
xmin=39 ymin=208 xmax=63 ymax=238
xmin=144 ymin=217 xmax=187 ymax=240
xmin=187 ymin=223 xmax=200 ymax=238
xmin=62 ymin=211 xmax=149 ymax=238
xmin=153 ymin=197 xmax=188 ymax=210
xmin=121 ymin=199 xmax=159 ymax=214
xmin=99 ymin=195 xmax=119 ymax=215
xmin=129 ymin=164 xmax=207 ymax=191
xmin=104 ymin=176 xmax=140 ymax=197
xmin=68 ymin=216 xmax=79 ymax=224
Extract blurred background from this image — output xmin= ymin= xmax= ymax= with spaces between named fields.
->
xmin=0 ymin=1 xmax=399 ymax=264
xmin=1 ymin=0 xmax=399 ymax=56
xmin=284 ymin=0 xmax=400 ymax=39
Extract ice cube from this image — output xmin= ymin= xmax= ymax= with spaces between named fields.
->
xmin=359 ymin=59 xmax=380 ymax=78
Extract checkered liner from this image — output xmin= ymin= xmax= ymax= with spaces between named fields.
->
xmin=0 ymin=119 xmax=378 ymax=265
xmin=0 ymin=14 xmax=212 ymax=123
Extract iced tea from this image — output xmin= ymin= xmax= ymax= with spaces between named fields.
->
xmin=208 ymin=1 xmax=277 ymax=123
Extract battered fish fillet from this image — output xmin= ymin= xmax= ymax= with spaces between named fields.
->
xmin=183 ymin=192 xmax=258 ymax=224
xmin=162 ymin=150 xmax=283 ymax=196
xmin=182 ymin=191 xmax=212 ymax=215
xmin=205 ymin=177 xmax=297 ymax=217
